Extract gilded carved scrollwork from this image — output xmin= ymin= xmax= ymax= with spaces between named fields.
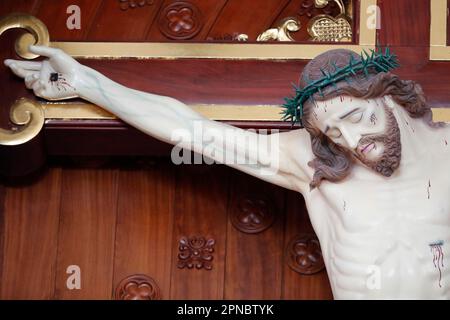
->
xmin=257 ymin=18 xmax=301 ymax=42
xmin=0 ymin=13 xmax=49 ymax=60
xmin=258 ymin=0 xmax=352 ymax=42
xmin=0 ymin=98 xmax=44 ymax=146
xmin=0 ymin=14 xmax=48 ymax=146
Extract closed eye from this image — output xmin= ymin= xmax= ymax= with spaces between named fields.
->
xmin=348 ymin=111 xmax=364 ymax=123
xmin=327 ymin=128 xmax=342 ymax=139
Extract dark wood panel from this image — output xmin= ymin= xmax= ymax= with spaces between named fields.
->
xmin=35 ymin=0 xmax=103 ymax=41
xmin=0 ymin=169 xmax=61 ymax=299
xmin=80 ymin=58 xmax=304 ymax=105
xmin=169 ymin=165 xmax=229 ymax=299
xmin=281 ymin=191 xmax=333 ymax=299
xmin=0 ymin=184 xmax=4 ymax=296
xmin=88 ymin=0 xmax=163 ymax=41
xmin=113 ymin=163 xmax=175 ymax=299
xmin=208 ymin=0 xmax=291 ymax=41
xmin=55 ymin=168 xmax=118 ymax=299
xmin=378 ymin=0 xmax=430 ymax=46
xmin=0 ymin=0 xmax=41 ymax=16
xmin=224 ymin=172 xmax=285 ymax=299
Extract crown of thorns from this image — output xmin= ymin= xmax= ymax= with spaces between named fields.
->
xmin=282 ymin=47 xmax=400 ymax=125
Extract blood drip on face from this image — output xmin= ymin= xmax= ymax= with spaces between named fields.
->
xmin=430 ymin=241 xmax=445 ymax=288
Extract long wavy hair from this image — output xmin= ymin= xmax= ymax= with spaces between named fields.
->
xmin=301 ymin=49 xmax=438 ymax=190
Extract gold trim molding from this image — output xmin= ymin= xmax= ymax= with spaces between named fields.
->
xmin=41 ymin=102 xmax=449 ymax=123
xmin=430 ymin=0 xmax=450 ymax=60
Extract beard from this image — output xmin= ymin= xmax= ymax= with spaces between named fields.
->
xmin=353 ymin=107 xmax=402 ymax=177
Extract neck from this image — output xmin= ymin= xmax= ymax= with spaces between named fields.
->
xmin=392 ymin=106 xmax=430 ymax=166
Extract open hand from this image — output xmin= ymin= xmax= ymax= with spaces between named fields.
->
xmin=4 ymin=45 xmax=84 ymax=101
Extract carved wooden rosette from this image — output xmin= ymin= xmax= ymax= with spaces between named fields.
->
xmin=177 ymin=236 xmax=215 ymax=270
xmin=158 ymin=1 xmax=203 ymax=40
xmin=231 ymin=197 xmax=276 ymax=234
xmin=115 ymin=274 xmax=161 ymax=300
xmin=286 ymin=234 xmax=325 ymax=275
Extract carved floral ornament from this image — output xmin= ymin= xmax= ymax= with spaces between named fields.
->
xmin=286 ymin=234 xmax=325 ymax=275
xmin=231 ymin=196 xmax=276 ymax=234
xmin=115 ymin=274 xmax=162 ymax=300
xmin=158 ymin=1 xmax=203 ymax=40
xmin=177 ymin=236 xmax=215 ymax=270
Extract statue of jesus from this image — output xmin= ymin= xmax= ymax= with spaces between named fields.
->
xmin=5 ymin=45 xmax=450 ymax=299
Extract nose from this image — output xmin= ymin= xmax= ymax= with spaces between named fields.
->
xmin=340 ymin=127 xmax=361 ymax=150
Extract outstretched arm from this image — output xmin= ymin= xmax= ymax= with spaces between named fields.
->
xmin=5 ymin=45 xmax=313 ymax=192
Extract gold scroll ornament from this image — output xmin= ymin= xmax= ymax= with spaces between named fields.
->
xmin=0 ymin=13 xmax=49 ymax=146
xmin=257 ymin=0 xmax=352 ymax=42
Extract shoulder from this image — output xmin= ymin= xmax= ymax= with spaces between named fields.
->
xmin=277 ymin=129 xmax=315 ymax=191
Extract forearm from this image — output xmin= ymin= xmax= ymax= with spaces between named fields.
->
xmin=77 ymin=65 xmax=207 ymax=146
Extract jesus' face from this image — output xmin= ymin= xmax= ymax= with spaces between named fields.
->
xmin=310 ymin=95 xmax=402 ymax=177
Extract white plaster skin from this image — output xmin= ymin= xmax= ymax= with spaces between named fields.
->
xmin=5 ymin=46 xmax=450 ymax=299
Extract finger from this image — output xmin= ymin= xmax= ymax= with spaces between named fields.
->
xmin=29 ymin=45 xmax=61 ymax=58
xmin=32 ymin=80 xmax=47 ymax=97
xmin=9 ymin=63 xmax=28 ymax=78
xmin=25 ymin=73 xmax=40 ymax=89
xmin=7 ymin=60 xmax=42 ymax=71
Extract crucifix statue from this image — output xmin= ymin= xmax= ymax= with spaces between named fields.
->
xmin=4 ymin=45 xmax=450 ymax=299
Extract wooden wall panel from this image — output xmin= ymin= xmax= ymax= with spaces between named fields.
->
xmin=54 ymin=168 xmax=118 ymax=299
xmin=81 ymin=59 xmax=302 ymax=105
xmin=0 ymin=169 xmax=61 ymax=299
xmin=0 ymin=184 xmax=4 ymax=297
xmin=88 ymin=0 xmax=163 ymax=41
xmin=378 ymin=0 xmax=430 ymax=46
xmin=169 ymin=165 xmax=229 ymax=299
xmin=281 ymin=191 xmax=333 ymax=300
xmin=224 ymin=172 xmax=285 ymax=299
xmin=208 ymin=0 xmax=291 ymax=41
xmin=0 ymin=0 xmax=41 ymax=15
xmin=113 ymin=163 xmax=175 ymax=299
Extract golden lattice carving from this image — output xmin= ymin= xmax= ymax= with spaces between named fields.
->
xmin=308 ymin=14 xmax=352 ymax=42
xmin=307 ymin=0 xmax=352 ymax=42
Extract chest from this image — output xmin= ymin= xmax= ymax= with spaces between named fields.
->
xmin=314 ymin=154 xmax=450 ymax=234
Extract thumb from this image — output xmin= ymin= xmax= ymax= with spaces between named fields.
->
xmin=29 ymin=45 xmax=61 ymax=58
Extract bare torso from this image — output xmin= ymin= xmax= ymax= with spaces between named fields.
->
xmin=300 ymin=118 xmax=450 ymax=299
